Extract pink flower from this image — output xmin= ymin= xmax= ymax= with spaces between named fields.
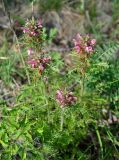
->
xmin=28 ymin=59 xmax=38 ymax=68
xmin=30 ymin=31 xmax=39 ymax=36
xmin=65 ymin=92 xmax=77 ymax=105
xmin=90 ymin=39 xmax=96 ymax=45
xmin=73 ymin=33 xmax=96 ymax=55
xmin=27 ymin=48 xmax=34 ymax=56
xmin=39 ymin=64 xmax=44 ymax=71
xmin=73 ymin=34 xmax=83 ymax=54
xmin=85 ymin=46 xmax=93 ymax=53
xmin=56 ymin=90 xmax=77 ymax=107
xmin=56 ymin=90 xmax=65 ymax=107
xmin=23 ymin=28 xmax=29 ymax=33
xmin=75 ymin=46 xmax=80 ymax=53
xmin=41 ymin=57 xmax=51 ymax=63
xmin=73 ymin=34 xmax=82 ymax=46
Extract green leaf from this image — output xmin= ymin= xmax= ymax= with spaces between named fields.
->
xmin=0 ymin=139 xmax=8 ymax=148
xmin=37 ymin=128 xmax=43 ymax=135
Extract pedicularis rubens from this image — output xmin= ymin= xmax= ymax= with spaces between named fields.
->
xmin=0 ymin=3 xmax=118 ymax=156
xmin=21 ymin=18 xmax=97 ymax=134
xmin=22 ymin=18 xmax=51 ymax=75
xmin=2 ymin=17 xmax=116 ymax=160
xmin=22 ymin=18 xmax=96 ymax=104
xmin=72 ymin=33 xmax=96 ymax=75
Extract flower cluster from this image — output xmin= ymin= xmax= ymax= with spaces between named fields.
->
xmin=28 ymin=55 xmax=51 ymax=74
xmin=22 ymin=18 xmax=51 ymax=75
xmin=22 ymin=19 xmax=42 ymax=36
xmin=22 ymin=18 xmax=44 ymax=49
xmin=73 ymin=34 xmax=96 ymax=56
xmin=56 ymin=90 xmax=77 ymax=107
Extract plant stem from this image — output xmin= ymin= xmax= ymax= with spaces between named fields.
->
xmin=60 ymin=107 xmax=64 ymax=131
xmin=31 ymin=1 xmax=34 ymax=19
xmin=81 ymin=75 xmax=84 ymax=97
xmin=96 ymin=128 xmax=103 ymax=159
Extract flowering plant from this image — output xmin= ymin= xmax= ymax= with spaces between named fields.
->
xmin=72 ymin=33 xmax=96 ymax=75
xmin=56 ymin=90 xmax=77 ymax=107
xmin=2 ymin=17 xmax=117 ymax=160
xmin=22 ymin=18 xmax=45 ymax=50
xmin=73 ymin=33 xmax=96 ymax=56
xmin=21 ymin=18 xmax=52 ymax=76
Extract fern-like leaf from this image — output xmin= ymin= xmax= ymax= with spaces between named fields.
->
xmin=96 ymin=42 xmax=119 ymax=62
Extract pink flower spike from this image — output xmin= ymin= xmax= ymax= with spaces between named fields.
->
xmin=56 ymin=90 xmax=63 ymax=100
xmin=73 ymin=33 xmax=96 ymax=54
xmin=56 ymin=90 xmax=65 ymax=106
xmin=90 ymin=39 xmax=96 ymax=45
xmin=27 ymin=48 xmax=34 ymax=56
